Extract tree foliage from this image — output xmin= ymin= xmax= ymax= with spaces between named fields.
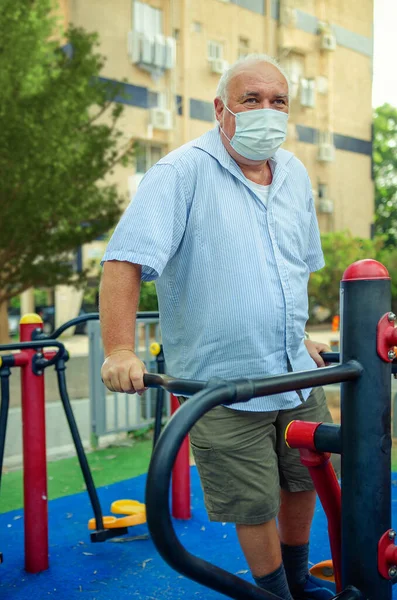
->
xmin=0 ymin=0 xmax=133 ymax=307
xmin=308 ymin=231 xmax=384 ymax=321
xmin=139 ymin=282 xmax=159 ymax=311
xmin=373 ymin=103 xmax=397 ymax=246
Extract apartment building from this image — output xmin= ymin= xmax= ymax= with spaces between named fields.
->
xmin=60 ymin=0 xmax=374 ymax=273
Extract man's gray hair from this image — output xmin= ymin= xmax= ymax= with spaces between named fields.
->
xmin=216 ymin=53 xmax=290 ymax=103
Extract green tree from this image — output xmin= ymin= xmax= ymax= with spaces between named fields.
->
xmin=139 ymin=282 xmax=159 ymax=311
xmin=376 ymin=245 xmax=397 ymax=314
xmin=373 ymin=103 xmax=397 ymax=246
xmin=308 ymin=231 xmax=381 ymax=321
xmin=0 ymin=0 xmax=133 ymax=341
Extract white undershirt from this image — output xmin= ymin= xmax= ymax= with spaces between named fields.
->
xmin=245 ymin=178 xmax=271 ymax=207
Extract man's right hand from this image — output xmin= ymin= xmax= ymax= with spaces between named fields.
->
xmin=101 ymin=349 xmax=147 ymax=395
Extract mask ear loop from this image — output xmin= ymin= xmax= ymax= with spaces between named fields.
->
xmin=219 ymin=104 xmax=235 ymax=143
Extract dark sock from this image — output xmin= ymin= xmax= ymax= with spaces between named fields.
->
xmin=254 ymin=563 xmax=294 ymax=600
xmin=281 ymin=542 xmax=309 ymax=595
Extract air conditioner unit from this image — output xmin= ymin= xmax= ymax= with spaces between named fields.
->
xmin=280 ymin=6 xmax=298 ymax=28
xmin=300 ymin=78 xmax=316 ymax=108
xmin=320 ymin=32 xmax=337 ymax=51
xmin=153 ymin=34 xmax=165 ymax=68
xmin=164 ymin=37 xmax=176 ymax=70
xmin=128 ymin=31 xmax=141 ymax=64
xmin=318 ymin=199 xmax=334 ymax=214
xmin=150 ymin=108 xmax=172 ymax=131
xmin=318 ymin=143 xmax=335 ymax=162
xmin=210 ymin=58 xmax=228 ymax=75
xmin=141 ymin=33 xmax=154 ymax=65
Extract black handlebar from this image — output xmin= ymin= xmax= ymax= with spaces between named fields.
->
xmin=145 ymin=361 xmax=362 ymax=600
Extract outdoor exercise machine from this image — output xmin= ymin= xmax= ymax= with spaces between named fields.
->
xmin=0 ymin=311 xmax=190 ymax=573
xmin=143 ymin=259 xmax=397 ymax=600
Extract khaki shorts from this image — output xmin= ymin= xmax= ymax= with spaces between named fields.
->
xmin=181 ymin=386 xmax=336 ymax=525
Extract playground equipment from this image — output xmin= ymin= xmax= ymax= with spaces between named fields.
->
xmin=88 ymin=500 xmax=146 ymax=530
xmin=141 ymin=260 xmax=397 ymax=600
xmin=3 ymin=258 xmax=397 ymax=597
xmin=0 ymin=311 xmax=189 ymax=573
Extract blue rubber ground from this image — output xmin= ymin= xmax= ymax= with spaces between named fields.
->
xmin=1 ymin=467 xmax=397 ymax=599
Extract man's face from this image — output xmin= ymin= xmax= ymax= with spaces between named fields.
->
xmin=214 ymin=62 xmax=289 ymax=154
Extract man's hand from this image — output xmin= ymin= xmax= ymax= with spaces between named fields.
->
xmin=101 ymin=350 xmax=148 ymax=395
xmin=304 ymin=339 xmax=330 ymax=368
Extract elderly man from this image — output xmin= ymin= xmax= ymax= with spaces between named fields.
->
xmin=100 ymin=54 xmax=334 ymax=600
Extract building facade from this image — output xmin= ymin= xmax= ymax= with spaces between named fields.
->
xmin=62 ymin=0 xmax=374 ymax=272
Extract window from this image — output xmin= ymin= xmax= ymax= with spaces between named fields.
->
xmin=238 ymin=36 xmax=250 ymax=59
xmin=133 ymin=1 xmax=162 ymax=37
xmin=300 ymin=78 xmax=316 ymax=108
xmin=135 ymin=143 xmax=164 ymax=174
xmin=282 ymin=53 xmax=304 ymax=99
xmin=318 ymin=183 xmax=328 ymax=199
xmin=207 ymin=40 xmax=224 ymax=61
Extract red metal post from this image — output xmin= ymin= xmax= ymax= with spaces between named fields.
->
xmin=286 ymin=421 xmax=342 ymax=591
xmin=170 ymin=394 xmax=191 ymax=519
xmin=299 ymin=448 xmax=342 ymax=592
xmin=20 ymin=314 xmax=49 ymax=573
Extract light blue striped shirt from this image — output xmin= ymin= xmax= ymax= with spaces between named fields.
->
xmin=103 ymin=127 xmax=325 ymax=411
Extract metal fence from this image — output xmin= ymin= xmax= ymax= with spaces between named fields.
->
xmin=88 ymin=316 xmax=170 ymax=443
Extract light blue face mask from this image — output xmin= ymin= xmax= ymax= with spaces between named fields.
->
xmin=221 ymin=106 xmax=289 ymax=161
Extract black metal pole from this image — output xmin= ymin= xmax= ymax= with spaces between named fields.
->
xmin=152 ymin=345 xmax=165 ymax=449
xmin=0 ymin=366 xmax=11 ymax=492
xmin=143 ymin=361 xmax=360 ymax=397
xmin=55 ymin=358 xmax=105 ymax=532
xmin=340 ymin=260 xmax=392 ymax=599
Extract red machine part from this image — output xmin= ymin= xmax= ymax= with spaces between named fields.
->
xmin=286 ymin=421 xmax=342 ymax=592
xmin=170 ymin=394 xmax=191 ymax=520
xmin=377 ymin=312 xmax=397 ymax=362
xmin=378 ymin=530 xmax=397 ymax=579
xmin=342 ymin=259 xmax=390 ymax=281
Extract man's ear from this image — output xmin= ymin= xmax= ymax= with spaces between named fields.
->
xmin=214 ymin=97 xmax=224 ymax=122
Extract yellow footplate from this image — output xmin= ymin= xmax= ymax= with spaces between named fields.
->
xmin=309 ymin=560 xmax=335 ymax=582
xmin=111 ymin=499 xmax=146 ymax=516
xmin=88 ymin=499 xmax=146 ymax=530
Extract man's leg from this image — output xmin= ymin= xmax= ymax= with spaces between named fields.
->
xmin=278 ymin=489 xmax=317 ymax=546
xmin=278 ymin=489 xmax=317 ymax=596
xmin=186 ymin=403 xmax=294 ymax=599
xmin=236 ymin=520 xmax=293 ymax=600
xmin=236 ymin=519 xmax=281 ymax=576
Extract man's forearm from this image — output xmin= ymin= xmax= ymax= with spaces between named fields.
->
xmin=99 ymin=261 xmax=142 ymax=357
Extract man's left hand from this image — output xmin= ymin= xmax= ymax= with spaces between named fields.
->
xmin=304 ymin=339 xmax=330 ymax=368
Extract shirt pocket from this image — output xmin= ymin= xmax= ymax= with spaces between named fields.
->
xmin=273 ymin=208 xmax=312 ymax=261
xmin=292 ymin=209 xmax=312 ymax=259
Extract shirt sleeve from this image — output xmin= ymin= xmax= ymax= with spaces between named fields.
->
xmin=101 ymin=163 xmax=187 ymax=281
xmin=305 ymin=175 xmax=325 ymax=273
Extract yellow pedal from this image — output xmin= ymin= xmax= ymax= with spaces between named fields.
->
xmin=88 ymin=513 xmax=146 ymax=530
xmin=111 ymin=499 xmax=146 ymax=516
xmin=310 ymin=560 xmax=335 ymax=582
